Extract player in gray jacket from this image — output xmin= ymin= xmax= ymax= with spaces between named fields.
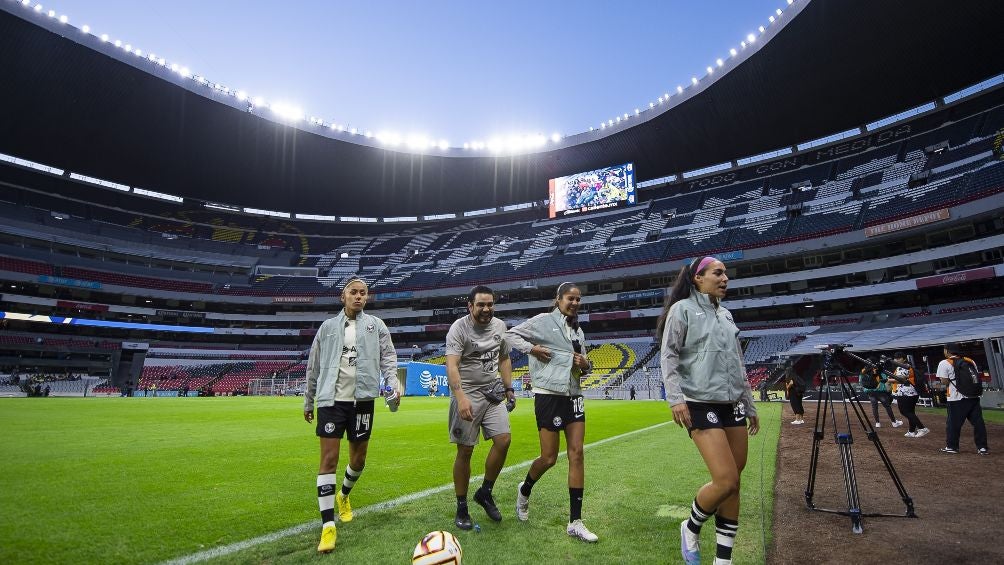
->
xmin=304 ymin=277 xmax=401 ymax=553
xmin=506 ymin=281 xmax=598 ymax=543
xmin=658 ymin=257 xmax=759 ymax=565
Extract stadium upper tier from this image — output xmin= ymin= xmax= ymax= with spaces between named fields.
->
xmin=1 ymin=97 xmax=1003 ymax=298
xmin=2 ymin=1 xmax=1002 ymax=217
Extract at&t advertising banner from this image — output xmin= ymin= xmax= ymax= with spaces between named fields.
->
xmin=405 ymin=362 xmax=449 ymax=397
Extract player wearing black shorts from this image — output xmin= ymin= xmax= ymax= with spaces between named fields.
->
xmin=658 ymin=257 xmax=759 ymax=565
xmin=303 ymin=278 xmax=401 ymax=553
xmin=506 ymin=282 xmax=598 ymax=543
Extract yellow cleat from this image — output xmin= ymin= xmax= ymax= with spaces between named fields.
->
xmin=317 ymin=523 xmax=336 ymax=553
xmin=336 ymin=491 xmax=353 ymax=523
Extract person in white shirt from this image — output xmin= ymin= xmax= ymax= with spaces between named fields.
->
xmin=936 ymin=344 xmax=987 ymax=455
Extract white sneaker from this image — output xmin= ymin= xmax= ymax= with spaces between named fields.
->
xmin=566 ymin=519 xmax=598 ymax=542
xmin=515 ymin=482 xmax=529 ymax=521
xmin=916 ymin=428 xmax=930 ymax=437
xmin=891 ymin=420 xmax=904 ymax=428
xmin=874 ymin=422 xmax=881 ymax=428
xmin=904 ymin=431 xmax=917 ymax=438
xmin=791 ymin=419 xmax=803 ymax=425
xmin=714 ymin=559 xmax=733 ymax=565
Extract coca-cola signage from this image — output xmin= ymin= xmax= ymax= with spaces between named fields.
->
xmin=915 ymin=267 xmax=996 ymax=289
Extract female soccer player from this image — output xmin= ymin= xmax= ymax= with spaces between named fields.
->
xmin=657 ymin=257 xmax=759 ymax=565
xmin=303 ymin=277 xmax=401 ymax=553
xmin=506 ymin=282 xmax=597 ymax=542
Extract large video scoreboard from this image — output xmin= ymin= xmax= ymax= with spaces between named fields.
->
xmin=548 ymin=162 xmax=635 ymax=218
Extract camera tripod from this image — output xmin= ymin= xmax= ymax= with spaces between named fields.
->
xmin=804 ymin=344 xmax=916 ymax=533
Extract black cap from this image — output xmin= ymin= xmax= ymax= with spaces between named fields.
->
xmin=944 ymin=343 xmax=962 ymax=354
xmin=893 ymin=351 xmax=906 ymax=359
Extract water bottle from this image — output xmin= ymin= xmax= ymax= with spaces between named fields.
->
xmin=384 ymin=385 xmax=399 ymax=412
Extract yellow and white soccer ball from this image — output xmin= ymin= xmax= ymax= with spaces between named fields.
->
xmin=412 ymin=530 xmax=462 ymax=565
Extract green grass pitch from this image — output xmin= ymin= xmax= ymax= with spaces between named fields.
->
xmin=0 ymin=397 xmax=780 ymax=564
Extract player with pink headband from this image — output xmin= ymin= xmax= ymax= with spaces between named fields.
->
xmin=655 ymin=256 xmax=759 ymax=565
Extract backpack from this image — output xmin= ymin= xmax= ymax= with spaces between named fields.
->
xmin=911 ymin=367 xmax=931 ymax=397
xmin=859 ymin=368 xmax=879 ymax=389
xmin=949 ymin=357 xmax=983 ymax=398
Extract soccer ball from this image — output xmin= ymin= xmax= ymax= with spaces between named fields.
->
xmin=412 ymin=530 xmax=462 ymax=565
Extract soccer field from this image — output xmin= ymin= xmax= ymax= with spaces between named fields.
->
xmin=0 ymin=397 xmax=779 ymax=564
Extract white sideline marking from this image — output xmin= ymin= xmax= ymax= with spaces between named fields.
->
xmin=161 ymin=420 xmax=671 ymax=565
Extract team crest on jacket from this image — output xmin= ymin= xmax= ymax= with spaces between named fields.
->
xmin=493 ymin=334 xmax=501 ymax=342
xmin=324 ymin=422 xmax=335 ymax=433
xmin=366 ymin=323 xmax=375 ymax=333
xmin=706 ymin=411 xmax=719 ymax=424
xmin=553 ymin=416 xmax=563 ymax=427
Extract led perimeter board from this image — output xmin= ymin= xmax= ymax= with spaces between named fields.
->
xmin=548 ymin=163 xmax=635 ymax=218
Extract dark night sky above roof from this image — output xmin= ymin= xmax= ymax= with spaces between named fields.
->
xmin=1 ymin=0 xmax=1003 ymax=217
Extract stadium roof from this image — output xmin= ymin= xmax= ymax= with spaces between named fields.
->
xmin=1 ymin=0 xmax=1003 ymax=217
xmin=783 ymin=314 xmax=1004 ymax=356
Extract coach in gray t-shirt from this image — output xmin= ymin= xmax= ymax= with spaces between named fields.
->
xmin=446 ymin=285 xmax=516 ymax=530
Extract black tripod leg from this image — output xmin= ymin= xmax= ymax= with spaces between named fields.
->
xmin=805 ymin=379 xmax=827 ymax=508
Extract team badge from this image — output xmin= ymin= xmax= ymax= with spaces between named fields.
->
xmin=706 ymin=411 xmax=719 ymax=424
xmin=553 ymin=416 xmax=563 ymax=427
xmin=366 ymin=323 xmax=375 ymax=333
xmin=324 ymin=422 xmax=335 ymax=433
xmin=452 ymin=427 xmax=463 ymax=438
xmin=736 ymin=401 xmax=746 ymax=415
xmin=493 ymin=334 xmax=502 ymax=342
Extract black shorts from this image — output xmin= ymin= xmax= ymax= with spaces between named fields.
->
xmin=316 ymin=400 xmax=375 ymax=441
xmin=535 ymin=394 xmax=585 ymax=431
xmin=687 ymin=400 xmax=747 ymax=433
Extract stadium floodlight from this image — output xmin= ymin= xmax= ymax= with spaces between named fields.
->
xmin=47 ymin=9 xmax=54 ymax=17
xmin=607 ymin=119 xmax=613 ymax=126
xmin=271 ymin=102 xmax=304 ymax=122
xmin=114 ymin=39 xmax=121 ymax=47
xmin=487 ymin=137 xmax=503 ymax=153
xmin=437 ymin=139 xmax=448 ymax=150
xmin=349 ymin=127 xmax=357 ymax=134
xmin=463 ymin=142 xmax=470 ymax=149
xmin=252 ymin=96 xmax=265 ymax=107
xmin=657 ymin=96 xmax=663 ymax=103
xmin=34 ymin=4 xmax=42 ymax=13
xmin=747 ymin=33 xmax=756 ymax=42
xmin=550 ymin=133 xmax=561 ymax=143
xmin=787 ymin=0 xmax=793 ymax=4
xmin=706 ymin=66 xmax=713 ymax=74
xmin=623 ymin=113 xmax=629 ymax=119
xmin=759 ymin=25 xmax=765 ymax=32
xmin=677 ymin=85 xmax=683 ymax=93
xmin=100 ymin=33 xmax=108 ymax=42
xmin=59 ymin=14 xmax=67 ymax=23
xmin=170 ymin=63 xmax=178 ymax=72
xmin=135 ymin=49 xmax=142 ymax=57
xmin=81 ymin=24 xmax=89 ymax=33
xmin=769 ymin=15 xmax=775 ymax=23
xmin=600 ymin=123 xmax=606 ymax=129
xmin=235 ymin=90 xmax=247 ymax=101
xmin=741 ymin=41 xmax=747 ymax=48
xmin=179 ymin=67 xmax=191 ymax=78
xmin=20 ymin=0 xmax=30 ymax=7
xmin=124 ymin=44 xmax=132 ymax=52
xmin=616 ymin=116 xmax=621 ymax=123
xmin=730 ymin=48 xmax=737 ymax=56
xmin=649 ymin=102 xmax=654 ymax=108
xmin=589 ymin=127 xmax=594 ymax=131
xmin=777 ymin=8 xmax=784 ymax=15
xmin=716 ymin=58 xmax=724 ymax=67
xmin=691 ymin=77 xmax=698 ymax=85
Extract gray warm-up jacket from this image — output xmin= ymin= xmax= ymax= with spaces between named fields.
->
xmin=506 ymin=308 xmax=592 ymax=395
xmin=659 ymin=290 xmax=756 ymax=416
xmin=304 ymin=311 xmax=400 ymax=411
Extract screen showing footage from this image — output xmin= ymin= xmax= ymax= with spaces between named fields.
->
xmin=548 ymin=162 xmax=635 ymax=218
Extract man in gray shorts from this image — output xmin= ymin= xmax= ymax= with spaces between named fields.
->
xmin=447 ymin=285 xmax=516 ymax=530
